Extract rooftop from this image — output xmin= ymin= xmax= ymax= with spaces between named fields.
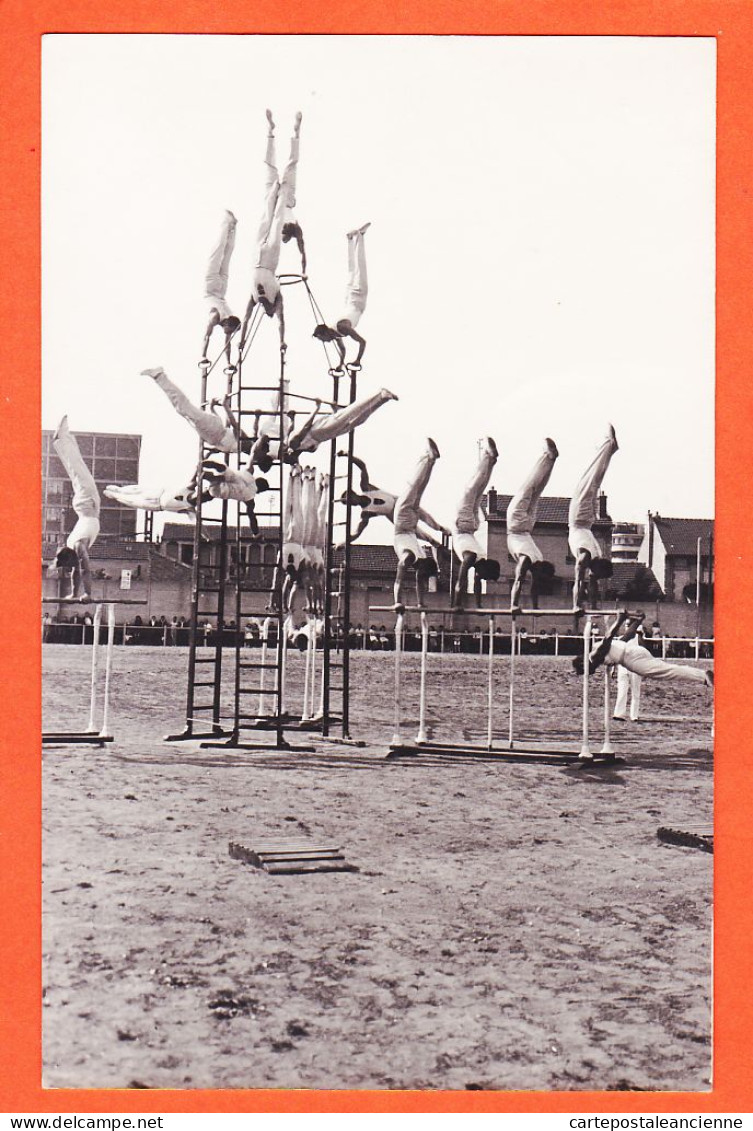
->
xmin=603 ymin=561 xmax=663 ymax=601
xmin=652 ymin=516 xmax=714 ymax=556
xmin=486 ymin=492 xmax=612 ymax=526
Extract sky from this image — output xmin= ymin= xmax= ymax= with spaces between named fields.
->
xmin=42 ymin=34 xmax=716 ymax=539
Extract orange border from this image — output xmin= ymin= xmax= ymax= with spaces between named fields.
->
xmin=2 ymin=0 xmax=751 ymax=1114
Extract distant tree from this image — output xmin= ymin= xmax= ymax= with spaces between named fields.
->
xmin=682 ymin=580 xmax=714 ymax=604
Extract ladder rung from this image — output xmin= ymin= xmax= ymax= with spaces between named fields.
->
xmin=192 ymin=681 xmax=219 ymax=688
xmin=237 ymin=385 xmax=286 ymax=394
xmin=239 ymin=662 xmax=279 ymax=671
xmin=194 ymin=657 xmax=219 ymax=664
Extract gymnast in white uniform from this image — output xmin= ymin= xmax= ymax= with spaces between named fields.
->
xmin=393 ymin=439 xmax=447 ymax=612
xmin=313 ymin=223 xmax=370 ymax=370
xmin=568 ymin=425 xmax=619 ymax=609
xmin=49 ymin=417 xmax=101 ymax=601
xmin=202 ymin=209 xmax=242 ymax=365
xmin=507 ymin=438 xmax=558 ymax=611
xmin=451 ymin=437 xmax=500 ymax=609
xmin=573 ymin=610 xmax=713 ymax=688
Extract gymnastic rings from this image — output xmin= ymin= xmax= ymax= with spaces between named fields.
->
xmin=198 ymin=357 xmax=211 ymax=370
xmin=346 ymin=362 xmax=362 ymax=373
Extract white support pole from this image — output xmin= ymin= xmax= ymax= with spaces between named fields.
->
xmin=310 ymin=620 xmax=319 ymax=719
xmin=307 ymin=617 xmax=317 ymax=720
xmin=391 ymin=612 xmax=405 ymax=747
xmin=695 ymin=535 xmax=702 ymax=657
xmin=317 ymin=623 xmax=326 ymax=719
xmin=87 ymin=604 xmax=103 ymax=733
xmin=508 ymin=618 xmax=516 ymax=750
xmin=99 ymin=604 xmax=116 ymax=738
xmin=580 ymin=617 xmax=592 ymax=759
xmin=486 ymin=615 xmax=494 ymax=750
xmin=280 ymin=621 xmax=288 ymax=716
xmin=257 ymin=617 xmax=271 ymax=718
xmin=301 ymin=617 xmax=313 ymax=722
xmin=601 ymin=661 xmax=614 ymax=756
xmin=554 ymin=631 xmax=559 ymax=657
xmin=416 ymin=611 xmax=429 ymax=743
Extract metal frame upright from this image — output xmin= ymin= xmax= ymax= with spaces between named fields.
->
xmin=165 ymin=355 xmax=234 ymax=742
xmin=167 ymin=274 xmax=358 ymax=749
xmin=322 ymin=365 xmax=357 ymax=739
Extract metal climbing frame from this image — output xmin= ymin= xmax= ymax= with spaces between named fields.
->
xmin=322 ymin=364 xmax=356 ymax=739
xmin=168 ymin=272 xmax=357 ymax=749
xmin=165 ymin=353 xmax=235 ymax=742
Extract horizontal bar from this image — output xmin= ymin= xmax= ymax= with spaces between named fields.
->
xmin=368 ymin=606 xmax=631 ymax=617
xmin=42 ymin=597 xmax=147 ymax=605
xmin=42 ymin=733 xmax=113 ymax=744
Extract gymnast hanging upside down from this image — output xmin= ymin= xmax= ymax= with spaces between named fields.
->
xmin=569 ymin=425 xmax=618 ymax=609
xmin=451 ymin=437 xmax=501 ymax=609
xmin=339 ymin=453 xmax=446 ymax=547
xmin=240 ymin=110 xmax=303 ymax=353
xmin=105 ymin=460 xmax=269 ymax=531
xmin=143 ymin=367 xmax=251 ymax=454
xmin=393 ymin=439 xmax=449 ymax=612
xmin=202 ymin=209 xmax=241 ymax=365
xmin=268 ymin=462 xmax=305 ymax=613
xmin=507 ymin=438 xmax=558 ymax=611
xmin=48 ymin=417 xmax=100 ymax=601
xmin=572 ymin=610 xmax=714 ymax=688
xmin=313 ymin=223 xmax=370 ymax=370
xmin=191 ymin=458 xmax=270 ymax=535
xmin=249 ymin=387 xmax=397 ymax=466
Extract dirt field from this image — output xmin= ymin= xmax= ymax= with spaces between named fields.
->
xmin=42 ymin=644 xmax=713 ymax=1093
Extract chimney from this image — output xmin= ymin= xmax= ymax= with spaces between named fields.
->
xmin=598 ymin=491 xmax=608 ymax=519
xmin=487 ymin=488 xmax=497 ymax=515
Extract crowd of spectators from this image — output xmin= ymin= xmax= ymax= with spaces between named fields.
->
xmin=41 ymin=612 xmax=713 ymax=658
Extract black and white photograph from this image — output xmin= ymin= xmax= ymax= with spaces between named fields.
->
xmin=41 ymin=34 xmax=715 ymax=1093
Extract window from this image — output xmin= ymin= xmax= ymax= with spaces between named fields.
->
xmin=114 ymin=459 xmax=139 ymax=482
xmin=47 ymin=455 xmax=67 ymax=478
xmin=94 ymin=436 xmax=117 ymax=458
xmin=116 ymin=436 xmax=140 ymax=458
xmin=180 ymin=544 xmax=194 ymax=565
xmin=93 ymin=458 xmax=117 ymax=481
xmin=75 ymin=434 xmax=94 ymax=456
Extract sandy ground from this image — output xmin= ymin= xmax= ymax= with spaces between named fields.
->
xmin=42 ymin=645 xmax=713 ymax=1093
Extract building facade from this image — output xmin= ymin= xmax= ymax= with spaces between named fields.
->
xmin=42 ymin=428 xmax=142 ymax=560
xmin=483 ymin=488 xmax=615 ymax=608
xmin=611 ymin=522 xmax=644 ymax=562
xmin=638 ymin=514 xmax=714 ymax=637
